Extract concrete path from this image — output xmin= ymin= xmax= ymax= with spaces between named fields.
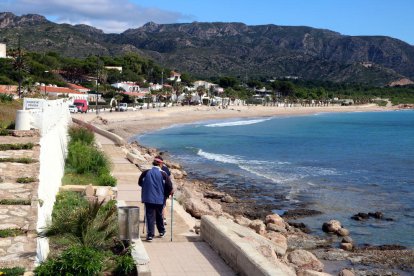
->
xmin=95 ymin=134 xmax=235 ymax=276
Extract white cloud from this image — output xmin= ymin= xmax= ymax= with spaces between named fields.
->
xmin=0 ymin=0 xmax=188 ymax=33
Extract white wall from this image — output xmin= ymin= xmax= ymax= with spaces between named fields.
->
xmin=32 ymin=99 xmax=71 ymax=263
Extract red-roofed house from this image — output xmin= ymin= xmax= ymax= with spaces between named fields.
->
xmin=0 ymin=85 xmax=18 ymax=98
xmin=67 ymin=83 xmax=90 ymax=93
xmin=42 ymin=85 xmax=88 ymax=100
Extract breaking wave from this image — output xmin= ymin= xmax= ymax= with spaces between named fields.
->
xmin=205 ymin=118 xmax=271 ymax=127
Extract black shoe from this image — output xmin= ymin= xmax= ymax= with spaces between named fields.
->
xmin=159 ymin=232 xmax=166 ymax=238
xmin=146 ymin=236 xmax=153 ymax=242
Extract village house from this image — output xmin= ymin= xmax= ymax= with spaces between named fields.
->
xmin=111 ymin=82 xmax=140 ymax=92
xmin=40 ymin=85 xmax=88 ymax=101
xmin=67 ymin=83 xmax=91 ymax=93
xmin=168 ymin=71 xmax=181 ymax=82
xmin=0 ymin=84 xmax=18 ymax=98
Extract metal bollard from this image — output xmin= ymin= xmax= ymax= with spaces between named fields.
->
xmin=118 ymin=206 xmax=140 ymax=240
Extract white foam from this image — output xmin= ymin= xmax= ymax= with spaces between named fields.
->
xmin=205 ymin=118 xmax=271 ymax=127
xmin=197 ymin=149 xmax=241 ymax=164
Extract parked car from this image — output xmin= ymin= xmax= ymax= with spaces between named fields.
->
xmin=116 ymin=103 xmax=128 ymax=112
xmin=73 ymin=99 xmax=89 ymax=113
xmin=68 ymin=104 xmax=78 ymax=113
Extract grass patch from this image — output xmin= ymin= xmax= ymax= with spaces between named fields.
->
xmin=16 ymin=177 xmax=36 ymax=183
xmin=0 ymin=129 xmax=11 ymax=136
xmin=0 ymin=228 xmax=26 ymax=238
xmin=0 ymin=267 xmax=25 ymax=276
xmin=62 ymin=172 xmax=99 ymax=186
xmin=68 ymin=126 xmax=95 ymax=146
xmin=0 ymin=157 xmax=36 ymax=163
xmin=0 ymin=100 xmax=22 ymax=131
xmin=0 ymin=143 xmax=34 ymax=151
xmin=64 ymin=126 xmax=116 ymax=187
xmin=0 ymin=199 xmax=31 ymax=205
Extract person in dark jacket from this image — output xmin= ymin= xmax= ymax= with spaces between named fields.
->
xmin=154 ymin=155 xmax=173 ymax=225
xmin=138 ymin=157 xmax=173 ymax=241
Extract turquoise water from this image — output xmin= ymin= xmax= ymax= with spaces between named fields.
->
xmin=135 ymin=110 xmax=414 ymax=247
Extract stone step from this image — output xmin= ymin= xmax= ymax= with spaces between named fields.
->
xmin=0 ymin=182 xmax=38 ymax=200
xmin=0 ymin=233 xmax=37 ymax=270
xmin=0 ymin=162 xmax=39 ymax=179
xmin=0 ymin=205 xmax=36 ymax=231
xmin=0 ymin=149 xmax=39 ymax=160
xmin=0 ymin=136 xmax=40 ymax=145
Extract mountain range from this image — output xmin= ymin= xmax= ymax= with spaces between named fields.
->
xmin=1 ymin=12 xmax=414 ymax=86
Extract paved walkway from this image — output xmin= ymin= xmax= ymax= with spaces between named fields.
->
xmin=95 ymin=134 xmax=235 ymax=276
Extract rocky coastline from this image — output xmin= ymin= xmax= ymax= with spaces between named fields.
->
xmin=124 ymin=141 xmax=414 ymax=276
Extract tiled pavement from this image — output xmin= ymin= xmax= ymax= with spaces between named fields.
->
xmin=95 ymin=134 xmax=235 ymax=276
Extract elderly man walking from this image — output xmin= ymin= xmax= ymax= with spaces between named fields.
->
xmin=138 ymin=157 xmax=173 ymax=241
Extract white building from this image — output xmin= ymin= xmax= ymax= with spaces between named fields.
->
xmin=193 ymin=80 xmax=215 ymax=89
xmin=168 ymin=71 xmax=181 ymax=82
xmin=0 ymin=43 xmax=6 ymax=58
xmin=111 ymin=82 xmax=140 ymax=92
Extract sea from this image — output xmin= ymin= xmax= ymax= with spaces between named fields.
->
xmin=134 ymin=110 xmax=414 ymax=248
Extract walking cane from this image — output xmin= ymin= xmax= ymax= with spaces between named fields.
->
xmin=170 ymin=195 xmax=174 ymax=242
xmin=142 ymin=206 xmax=146 ymax=235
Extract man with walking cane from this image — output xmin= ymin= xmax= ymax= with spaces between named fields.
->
xmin=139 ymin=157 xmax=173 ymax=242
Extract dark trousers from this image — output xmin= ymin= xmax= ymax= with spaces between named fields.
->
xmin=145 ymin=202 xmax=165 ymax=238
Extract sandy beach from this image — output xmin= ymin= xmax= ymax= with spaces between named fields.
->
xmin=75 ymin=104 xmax=394 ymax=140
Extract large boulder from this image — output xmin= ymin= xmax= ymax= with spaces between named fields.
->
xmin=336 ymin=228 xmax=350 ymax=237
xmin=265 ymin=214 xmax=285 ymax=228
xmin=233 ymin=215 xmax=252 ymax=227
xmin=221 ymin=195 xmax=235 ymax=203
xmin=249 ymin=220 xmax=266 ymax=236
xmin=287 ymin=249 xmax=324 ymax=272
xmin=266 ymin=232 xmax=288 ymax=256
xmin=322 ymin=220 xmax=342 ymax=233
xmin=183 ymin=197 xmax=222 ymax=219
xmin=339 ymin=269 xmax=355 ymax=276
xmin=171 ymin=169 xmax=185 ymax=179
xmin=340 ymin=242 xmax=353 ymax=251
xmin=204 ymin=190 xmax=226 ymax=199
xmin=266 ymin=223 xmax=287 ymax=233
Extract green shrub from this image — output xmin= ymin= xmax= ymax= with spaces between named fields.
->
xmin=52 ymin=191 xmax=88 ymax=220
xmin=0 ymin=267 xmax=25 ymax=276
xmin=0 ymin=228 xmax=26 ymax=238
xmin=40 ymin=199 xmax=118 ymax=250
xmin=66 ymin=141 xmax=111 ymax=175
xmin=97 ymin=174 xmax=117 ymax=187
xmin=16 ymin=177 xmax=36 ymax=183
xmin=69 ymin=126 xmax=95 ymax=146
xmin=0 ymin=129 xmax=11 ymax=136
xmin=34 ymin=246 xmax=104 ymax=276
xmin=114 ymin=254 xmax=136 ymax=276
xmin=0 ymin=94 xmax=13 ymax=103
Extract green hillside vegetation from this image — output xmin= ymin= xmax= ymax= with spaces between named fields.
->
xmin=2 ymin=13 xmax=414 ymax=86
xmin=0 ymin=50 xmax=413 ymax=105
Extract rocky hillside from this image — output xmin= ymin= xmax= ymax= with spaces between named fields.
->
xmin=1 ymin=12 xmax=414 ymax=85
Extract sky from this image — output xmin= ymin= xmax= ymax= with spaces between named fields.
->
xmin=0 ymin=0 xmax=413 ymax=45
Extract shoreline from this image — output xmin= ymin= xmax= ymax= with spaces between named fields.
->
xmin=76 ymin=104 xmax=397 ymax=139
xmin=79 ymin=104 xmax=414 ymax=274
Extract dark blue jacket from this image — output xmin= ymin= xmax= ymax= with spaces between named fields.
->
xmin=138 ymin=166 xmax=173 ymax=204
